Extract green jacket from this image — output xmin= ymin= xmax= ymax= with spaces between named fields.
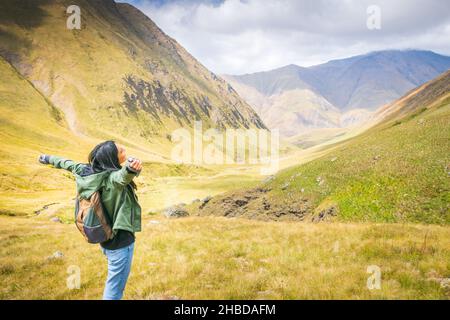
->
xmin=49 ymin=156 xmax=141 ymax=234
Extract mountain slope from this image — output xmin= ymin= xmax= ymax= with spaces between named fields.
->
xmin=0 ymin=0 xmax=265 ymax=146
xmin=374 ymin=69 xmax=450 ymax=124
xmin=0 ymin=56 xmax=89 ymax=161
xmin=260 ymin=89 xmax=341 ymax=137
xmin=224 ymin=74 xmax=344 ymax=137
xmin=0 ymin=55 xmax=96 ymax=215
xmin=192 ymin=70 xmax=450 ymax=224
xmin=226 ymin=50 xmax=450 ymax=137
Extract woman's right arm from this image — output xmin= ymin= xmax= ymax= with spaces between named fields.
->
xmin=107 ymin=159 xmax=142 ymax=187
xmin=38 ymin=155 xmax=85 ymax=175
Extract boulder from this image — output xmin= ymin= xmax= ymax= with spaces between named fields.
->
xmin=202 ymin=196 xmax=212 ymax=203
xmin=199 ymin=196 xmax=212 ymax=209
xmin=47 ymin=251 xmax=64 ymax=261
xmin=164 ymin=206 xmax=189 ymax=218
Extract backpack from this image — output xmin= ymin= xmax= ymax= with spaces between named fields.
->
xmin=74 ymin=190 xmax=113 ymax=243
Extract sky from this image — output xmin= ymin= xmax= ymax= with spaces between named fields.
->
xmin=121 ymin=0 xmax=450 ymax=75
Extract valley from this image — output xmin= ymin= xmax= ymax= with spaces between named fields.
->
xmin=0 ymin=0 xmax=448 ymax=300
xmin=193 ymin=71 xmax=450 ymax=224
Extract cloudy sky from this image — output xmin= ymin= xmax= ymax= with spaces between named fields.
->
xmin=122 ymin=0 xmax=450 ymax=75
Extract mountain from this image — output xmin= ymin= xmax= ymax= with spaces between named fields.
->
xmin=225 ymin=50 xmax=450 ymax=137
xmin=222 ymin=74 xmax=342 ymax=137
xmin=192 ymin=70 xmax=450 ymax=224
xmin=260 ymin=89 xmax=341 ymax=137
xmin=0 ymin=0 xmax=265 ymax=146
xmin=0 ymin=0 xmax=268 ymax=214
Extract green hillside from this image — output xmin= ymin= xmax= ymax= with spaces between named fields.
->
xmin=193 ymin=71 xmax=450 ymax=224
xmin=0 ymin=55 xmax=94 ymax=215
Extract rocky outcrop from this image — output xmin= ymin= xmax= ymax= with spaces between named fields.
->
xmin=194 ymin=187 xmax=311 ymax=221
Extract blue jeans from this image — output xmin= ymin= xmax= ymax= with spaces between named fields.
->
xmin=101 ymin=242 xmax=134 ymax=300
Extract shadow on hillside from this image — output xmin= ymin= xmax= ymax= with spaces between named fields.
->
xmin=0 ymin=0 xmax=52 ymax=67
xmin=0 ymin=0 xmax=51 ymax=29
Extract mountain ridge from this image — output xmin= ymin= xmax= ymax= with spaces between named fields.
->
xmin=225 ymin=50 xmax=450 ymax=137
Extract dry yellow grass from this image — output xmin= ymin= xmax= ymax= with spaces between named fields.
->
xmin=0 ymin=214 xmax=448 ymax=300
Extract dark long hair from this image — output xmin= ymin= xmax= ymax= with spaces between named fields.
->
xmin=88 ymin=140 xmax=137 ymax=190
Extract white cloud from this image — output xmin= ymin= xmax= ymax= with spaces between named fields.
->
xmin=129 ymin=0 xmax=450 ymax=74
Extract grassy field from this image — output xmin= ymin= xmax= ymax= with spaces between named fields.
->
xmin=0 ymin=214 xmax=448 ymax=300
xmin=0 ymin=73 xmax=448 ymax=300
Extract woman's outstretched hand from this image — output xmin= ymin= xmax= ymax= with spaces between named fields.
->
xmin=128 ymin=158 xmax=142 ymax=172
xmin=38 ymin=154 xmax=50 ymax=164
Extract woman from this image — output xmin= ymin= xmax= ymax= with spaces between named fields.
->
xmin=39 ymin=141 xmax=142 ymax=300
